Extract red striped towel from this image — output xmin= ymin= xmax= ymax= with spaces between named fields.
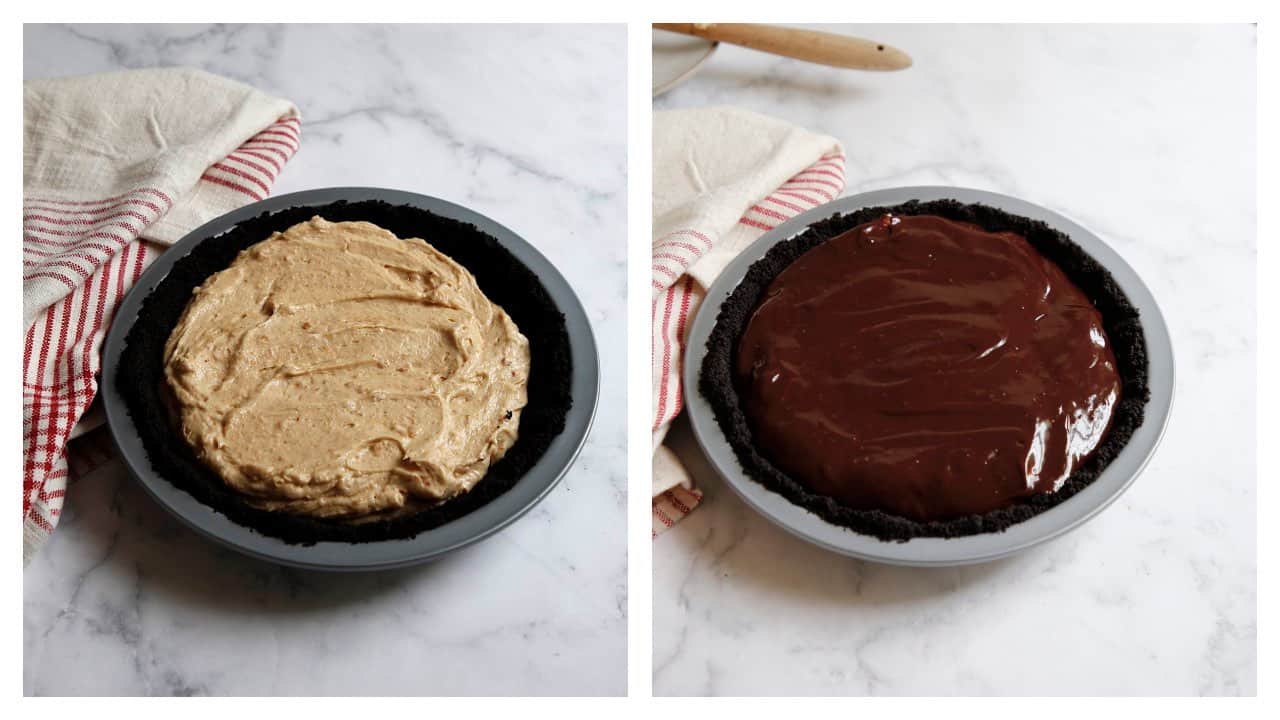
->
xmin=22 ymin=68 xmax=300 ymax=563
xmin=651 ymin=107 xmax=845 ymax=536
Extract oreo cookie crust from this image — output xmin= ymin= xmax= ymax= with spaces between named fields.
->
xmin=700 ymin=199 xmax=1150 ymax=541
xmin=118 ymin=200 xmax=572 ymax=545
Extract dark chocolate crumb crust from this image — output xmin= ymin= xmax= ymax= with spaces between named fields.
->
xmin=118 ymin=200 xmax=571 ymax=545
xmin=700 ymin=199 xmax=1150 ymax=541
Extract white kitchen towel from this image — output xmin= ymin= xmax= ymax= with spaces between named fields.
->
xmin=23 ymin=67 xmax=300 ymax=563
xmin=651 ymin=106 xmax=844 ymax=536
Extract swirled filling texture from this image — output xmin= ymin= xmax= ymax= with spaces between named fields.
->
xmin=164 ymin=217 xmax=530 ymax=519
xmin=736 ymin=214 xmax=1120 ymax=522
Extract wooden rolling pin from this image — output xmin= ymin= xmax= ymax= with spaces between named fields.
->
xmin=653 ymin=23 xmax=912 ymax=71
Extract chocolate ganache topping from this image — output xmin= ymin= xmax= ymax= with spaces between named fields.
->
xmin=735 ymin=213 xmax=1120 ymax=522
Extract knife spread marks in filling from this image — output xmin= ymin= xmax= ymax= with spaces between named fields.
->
xmin=163 ymin=216 xmax=530 ymax=520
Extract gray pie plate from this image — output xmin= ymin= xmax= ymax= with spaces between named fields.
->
xmin=684 ymin=186 xmax=1175 ymax=567
xmin=100 ymin=187 xmax=600 ymax=571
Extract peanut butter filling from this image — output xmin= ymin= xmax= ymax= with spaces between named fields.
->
xmin=163 ymin=216 xmax=530 ymax=520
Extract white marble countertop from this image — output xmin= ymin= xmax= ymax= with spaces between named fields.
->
xmin=654 ymin=24 xmax=1256 ymax=696
xmin=23 ymin=23 xmax=627 ymax=696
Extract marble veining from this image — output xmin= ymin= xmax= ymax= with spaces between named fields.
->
xmin=654 ymin=23 xmax=1255 ymax=696
xmin=23 ymin=23 xmax=626 ymax=697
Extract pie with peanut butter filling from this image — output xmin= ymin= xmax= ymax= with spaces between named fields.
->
xmin=119 ymin=200 xmax=571 ymax=544
xmin=163 ymin=217 xmax=530 ymax=521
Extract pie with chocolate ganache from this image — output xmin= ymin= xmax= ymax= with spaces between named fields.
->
xmin=119 ymin=200 xmax=572 ymax=544
xmin=701 ymin=200 xmax=1150 ymax=540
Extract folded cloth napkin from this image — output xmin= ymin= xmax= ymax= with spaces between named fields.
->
xmin=23 ymin=67 xmax=300 ymax=563
xmin=651 ymin=106 xmax=845 ymax=536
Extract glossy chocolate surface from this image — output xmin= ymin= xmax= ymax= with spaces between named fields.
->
xmin=735 ymin=214 xmax=1120 ymax=521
